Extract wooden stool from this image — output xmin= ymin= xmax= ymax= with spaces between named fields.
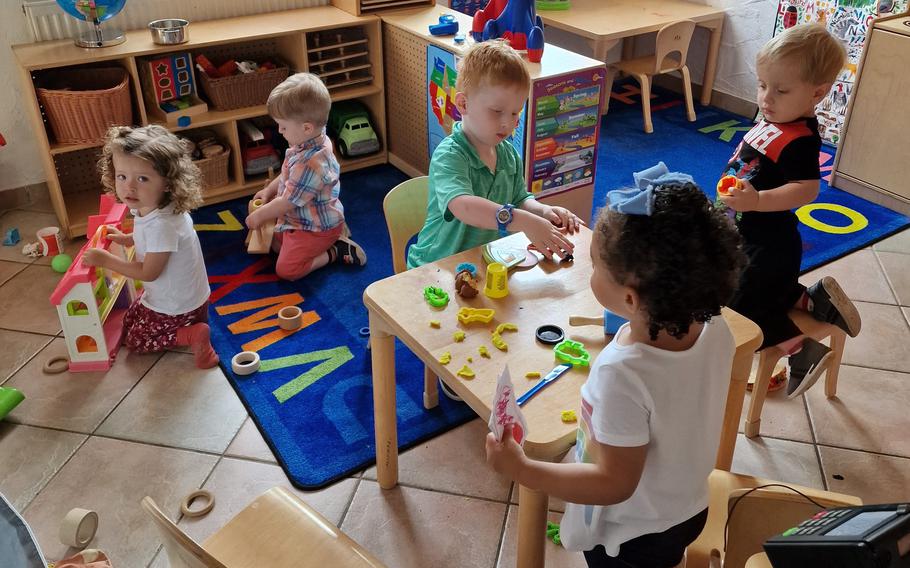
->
xmin=743 ymin=310 xmax=846 ymax=438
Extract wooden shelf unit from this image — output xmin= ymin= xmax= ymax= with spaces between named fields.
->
xmin=14 ymin=6 xmax=387 ymax=238
xmin=332 ymin=0 xmax=434 ymax=17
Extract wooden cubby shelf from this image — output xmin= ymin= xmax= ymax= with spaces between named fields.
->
xmin=14 ymin=6 xmax=387 ymax=238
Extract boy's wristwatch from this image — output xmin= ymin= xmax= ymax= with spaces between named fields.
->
xmin=496 ymin=204 xmax=515 ymax=236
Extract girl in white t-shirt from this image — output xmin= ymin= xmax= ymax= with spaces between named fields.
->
xmin=83 ymin=125 xmax=217 ymax=369
xmin=486 ymin=166 xmax=746 ymax=567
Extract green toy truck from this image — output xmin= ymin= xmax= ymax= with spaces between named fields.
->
xmin=328 ymin=100 xmax=380 ymax=158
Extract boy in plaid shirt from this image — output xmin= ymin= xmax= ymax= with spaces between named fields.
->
xmin=246 ymin=73 xmax=366 ymax=280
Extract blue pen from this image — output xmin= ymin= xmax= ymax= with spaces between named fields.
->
xmin=516 ymin=363 xmax=572 ymax=406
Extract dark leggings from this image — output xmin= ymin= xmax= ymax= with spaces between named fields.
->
xmin=583 ymin=508 xmax=708 ymax=568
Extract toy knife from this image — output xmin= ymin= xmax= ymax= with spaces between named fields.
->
xmin=516 ymin=363 xmax=572 ymax=407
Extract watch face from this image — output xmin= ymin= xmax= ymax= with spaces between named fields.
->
xmin=497 ymin=209 xmax=511 ymax=223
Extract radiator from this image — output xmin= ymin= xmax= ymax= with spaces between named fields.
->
xmin=22 ymin=0 xmax=329 ymax=42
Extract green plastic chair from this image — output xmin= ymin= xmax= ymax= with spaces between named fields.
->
xmin=382 ymin=176 xmax=446 ymax=407
xmin=382 ymin=176 xmax=429 ymax=275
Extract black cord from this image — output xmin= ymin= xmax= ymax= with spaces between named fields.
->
xmin=723 ymin=483 xmax=829 ymax=551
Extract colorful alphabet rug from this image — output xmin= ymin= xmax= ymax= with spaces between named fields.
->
xmin=194 ymin=165 xmax=474 ymax=489
xmin=594 ymin=80 xmax=909 ymax=271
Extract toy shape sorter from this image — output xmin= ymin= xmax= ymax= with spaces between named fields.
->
xmin=50 ymin=195 xmax=139 ymax=372
xmin=137 ymin=51 xmax=208 ymax=125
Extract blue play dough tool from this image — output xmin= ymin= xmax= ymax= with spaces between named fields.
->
xmin=429 ymin=14 xmax=459 ymax=36
xmin=604 ymin=309 xmax=628 ymax=335
xmin=517 ymin=363 xmax=572 ymax=406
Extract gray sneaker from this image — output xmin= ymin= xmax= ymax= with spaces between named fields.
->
xmin=807 ymin=276 xmax=861 ymax=337
xmin=787 ymin=338 xmax=833 ymax=399
xmin=332 ymin=236 xmax=367 ymax=266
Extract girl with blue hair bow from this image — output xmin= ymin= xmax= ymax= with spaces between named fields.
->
xmin=487 ymin=164 xmax=745 ymax=568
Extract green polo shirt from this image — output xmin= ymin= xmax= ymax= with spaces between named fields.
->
xmin=406 ymin=122 xmax=533 ymax=268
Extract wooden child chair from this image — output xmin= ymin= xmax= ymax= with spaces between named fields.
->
xmin=743 ymin=309 xmax=846 ymax=438
xmin=609 ymin=19 xmax=697 ymax=133
xmin=382 ymin=176 xmax=440 ymax=408
xmin=687 ymin=470 xmax=861 ymax=568
xmin=142 ymin=487 xmax=386 ymax=568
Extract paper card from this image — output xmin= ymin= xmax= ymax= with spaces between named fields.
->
xmin=488 ymin=365 xmax=529 ymax=445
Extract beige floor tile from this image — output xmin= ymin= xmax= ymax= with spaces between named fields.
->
xmin=96 ymin=352 xmax=245 ymax=453
xmin=224 ymin=417 xmax=277 ymax=463
xmin=364 ymin=419 xmax=512 ymax=502
xmin=873 ymin=228 xmax=910 ymax=255
xmin=819 ymin=446 xmax=910 ymax=503
xmin=843 ymin=301 xmax=910 ymax=373
xmin=0 ymin=260 xmax=27 ymax=286
xmin=738 ymin=386 xmax=814 ymax=443
xmin=877 ymin=251 xmax=910 ymax=306
xmin=178 ymin=457 xmax=358 ymax=544
xmin=0 ymin=265 xmax=64 ymax=335
xmin=341 ymin=480 xmax=506 ymax=568
xmin=22 ymin=436 xmax=218 ymax=566
xmin=0 ymin=423 xmax=86 ymax=511
xmin=0 ymin=329 xmax=53 ymax=383
xmin=5 ymin=338 xmax=160 ymax=432
xmin=498 ymin=508 xmax=586 ymax=568
xmin=731 ymin=435 xmax=823 ymax=489
xmin=799 ymin=249 xmax=895 ymax=305
xmin=0 ymin=210 xmax=82 ymax=265
xmin=807 ymin=365 xmax=910 ymax=458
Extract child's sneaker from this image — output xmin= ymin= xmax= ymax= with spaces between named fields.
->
xmin=332 ymin=236 xmax=367 ymax=266
xmin=807 ymin=276 xmax=861 ymax=337
xmin=786 ymin=338 xmax=832 ymax=399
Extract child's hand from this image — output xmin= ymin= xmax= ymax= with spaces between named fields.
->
xmin=485 ymin=424 xmax=528 ymax=480
xmin=246 ymin=210 xmax=263 ymax=230
xmin=82 ymin=248 xmax=110 ymax=268
xmin=525 ymin=215 xmax=574 ymax=260
xmin=253 ymin=187 xmax=271 ymax=203
xmin=104 ymin=225 xmax=131 ymax=245
xmin=719 ymin=178 xmax=760 ymax=212
xmin=543 ymin=205 xmax=584 ymax=234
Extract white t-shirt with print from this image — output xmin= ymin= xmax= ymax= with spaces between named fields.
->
xmin=560 ymin=317 xmax=734 ymax=556
xmin=132 ymin=204 xmax=210 ymax=316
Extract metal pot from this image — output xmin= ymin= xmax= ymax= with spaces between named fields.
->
xmin=148 ymin=19 xmax=189 ymax=45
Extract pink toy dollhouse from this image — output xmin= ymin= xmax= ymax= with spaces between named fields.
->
xmin=49 ymin=195 xmax=138 ymax=372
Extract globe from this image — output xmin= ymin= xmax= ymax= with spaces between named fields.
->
xmin=55 ymin=0 xmax=128 ymax=47
xmin=56 ymin=0 xmax=126 ymax=23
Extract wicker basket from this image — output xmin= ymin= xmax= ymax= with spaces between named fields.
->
xmin=198 ymin=58 xmax=289 ymax=111
xmin=37 ymin=68 xmax=133 ymax=145
xmin=196 ymin=148 xmax=231 ymax=190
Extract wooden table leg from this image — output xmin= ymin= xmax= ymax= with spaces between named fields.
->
xmin=516 ymin=484 xmax=549 ymax=568
xmin=700 ymin=18 xmax=724 ymax=106
xmin=716 ymin=346 xmax=752 ymax=471
xmin=587 ymin=38 xmax=619 ymax=116
xmin=369 ymin=309 xmax=399 ymax=489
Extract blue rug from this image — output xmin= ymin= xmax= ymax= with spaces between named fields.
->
xmin=595 ymin=81 xmax=909 ymax=271
xmin=194 ymin=165 xmax=474 ymax=490
xmin=196 ymin=84 xmax=907 ymax=491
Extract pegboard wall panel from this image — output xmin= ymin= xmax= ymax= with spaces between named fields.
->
xmin=383 ymin=23 xmax=429 ymax=174
xmin=54 ymin=147 xmax=104 ymax=198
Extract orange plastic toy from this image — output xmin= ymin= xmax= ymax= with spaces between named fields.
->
xmin=716 ymin=175 xmax=742 ymax=196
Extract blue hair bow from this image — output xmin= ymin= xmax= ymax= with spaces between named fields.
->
xmin=606 ymin=162 xmax=695 ymax=215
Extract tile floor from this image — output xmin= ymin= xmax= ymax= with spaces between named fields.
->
xmin=1 ymin=199 xmax=909 ymax=567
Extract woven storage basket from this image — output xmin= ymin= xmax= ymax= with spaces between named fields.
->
xmin=197 ymin=43 xmax=290 ymax=111
xmin=37 ymin=68 xmax=133 ymax=145
xmin=196 ymin=149 xmax=231 ymax=190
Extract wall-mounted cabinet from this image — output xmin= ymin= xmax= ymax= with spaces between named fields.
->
xmin=14 ymin=6 xmax=386 ymax=238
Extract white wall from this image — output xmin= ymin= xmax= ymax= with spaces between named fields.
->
xmin=1 ymin=3 xmax=45 ymax=191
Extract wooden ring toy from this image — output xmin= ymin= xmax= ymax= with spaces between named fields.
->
xmin=59 ymin=508 xmax=98 ymax=548
xmin=278 ymin=306 xmax=302 ymax=330
xmin=230 ymin=351 xmax=260 ymax=376
xmin=180 ymin=490 xmax=214 ymax=518
xmin=43 ymin=355 xmax=70 ymax=374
